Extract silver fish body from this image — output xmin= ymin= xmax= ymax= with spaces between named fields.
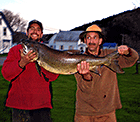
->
xmin=21 ymin=40 xmax=124 ymax=75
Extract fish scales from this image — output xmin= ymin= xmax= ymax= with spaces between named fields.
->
xmin=21 ymin=40 xmax=124 ymax=75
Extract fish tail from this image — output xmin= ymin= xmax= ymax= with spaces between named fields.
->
xmin=106 ymin=51 xmax=124 ymax=73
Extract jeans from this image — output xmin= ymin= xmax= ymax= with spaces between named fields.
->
xmin=12 ymin=108 xmax=52 ymax=122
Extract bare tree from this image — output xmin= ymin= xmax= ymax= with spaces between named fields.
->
xmin=132 ymin=0 xmax=140 ymax=9
xmin=2 ymin=9 xmax=27 ymax=32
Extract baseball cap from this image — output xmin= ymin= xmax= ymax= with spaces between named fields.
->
xmin=27 ymin=20 xmax=43 ymax=32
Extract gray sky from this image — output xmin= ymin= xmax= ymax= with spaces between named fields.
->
xmin=0 ymin=0 xmax=139 ymax=33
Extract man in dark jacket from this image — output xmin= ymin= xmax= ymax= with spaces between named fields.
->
xmin=74 ymin=24 xmax=139 ymax=122
xmin=2 ymin=20 xmax=59 ymax=122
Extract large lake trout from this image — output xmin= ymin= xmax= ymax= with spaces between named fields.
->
xmin=21 ymin=40 xmax=124 ymax=75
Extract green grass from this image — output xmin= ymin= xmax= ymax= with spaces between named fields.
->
xmin=0 ymin=54 xmax=8 ymax=57
xmin=51 ymin=75 xmax=76 ymax=122
xmin=0 ymin=66 xmax=12 ymax=122
xmin=0 ymin=65 xmax=140 ymax=122
xmin=116 ymin=66 xmax=140 ymax=122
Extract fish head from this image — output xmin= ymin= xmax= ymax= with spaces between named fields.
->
xmin=20 ymin=39 xmax=39 ymax=60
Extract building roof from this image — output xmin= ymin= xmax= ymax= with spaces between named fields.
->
xmin=0 ymin=11 xmax=14 ymax=35
xmin=54 ymin=31 xmax=83 ymax=42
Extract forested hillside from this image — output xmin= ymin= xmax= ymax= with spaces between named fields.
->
xmin=71 ymin=8 xmax=140 ymax=53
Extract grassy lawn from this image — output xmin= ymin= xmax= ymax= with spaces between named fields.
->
xmin=0 ymin=65 xmax=140 ymax=122
xmin=116 ymin=66 xmax=140 ymax=122
xmin=0 ymin=66 xmax=12 ymax=122
xmin=0 ymin=54 xmax=7 ymax=57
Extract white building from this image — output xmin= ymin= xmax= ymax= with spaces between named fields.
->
xmin=0 ymin=12 xmax=14 ymax=54
xmin=48 ymin=31 xmax=86 ymax=53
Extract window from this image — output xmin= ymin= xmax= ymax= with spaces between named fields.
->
xmin=54 ymin=45 xmax=56 ymax=49
xmin=60 ymin=45 xmax=64 ymax=50
xmin=3 ymin=27 xmax=7 ymax=36
xmin=80 ymin=47 xmax=84 ymax=53
xmin=69 ymin=45 xmax=73 ymax=50
xmin=0 ymin=19 xmax=2 ymax=25
xmin=50 ymin=45 xmax=53 ymax=48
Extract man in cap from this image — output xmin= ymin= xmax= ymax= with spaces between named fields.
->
xmin=74 ymin=24 xmax=139 ymax=122
xmin=2 ymin=20 xmax=59 ymax=122
xmin=26 ymin=20 xmax=43 ymax=41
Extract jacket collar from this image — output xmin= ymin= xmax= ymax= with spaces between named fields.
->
xmin=85 ymin=48 xmax=101 ymax=56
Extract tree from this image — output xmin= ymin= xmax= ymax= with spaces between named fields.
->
xmin=132 ymin=0 xmax=140 ymax=9
xmin=2 ymin=9 xmax=27 ymax=32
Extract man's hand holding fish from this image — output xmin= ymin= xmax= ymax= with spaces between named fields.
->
xmin=19 ymin=49 xmax=37 ymax=68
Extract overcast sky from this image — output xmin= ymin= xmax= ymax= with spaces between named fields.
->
xmin=0 ymin=0 xmax=140 ymax=34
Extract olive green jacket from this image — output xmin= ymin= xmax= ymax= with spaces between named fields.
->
xmin=74 ymin=48 xmax=139 ymax=116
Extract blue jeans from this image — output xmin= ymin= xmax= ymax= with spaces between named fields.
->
xmin=12 ymin=108 xmax=52 ymax=122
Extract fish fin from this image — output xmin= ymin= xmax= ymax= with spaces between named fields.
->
xmin=106 ymin=51 xmax=124 ymax=73
xmin=107 ymin=59 xmax=124 ymax=73
xmin=35 ymin=61 xmax=41 ymax=76
xmin=90 ymin=66 xmax=101 ymax=76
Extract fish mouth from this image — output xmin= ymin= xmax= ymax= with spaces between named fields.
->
xmin=22 ymin=44 xmax=28 ymax=55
